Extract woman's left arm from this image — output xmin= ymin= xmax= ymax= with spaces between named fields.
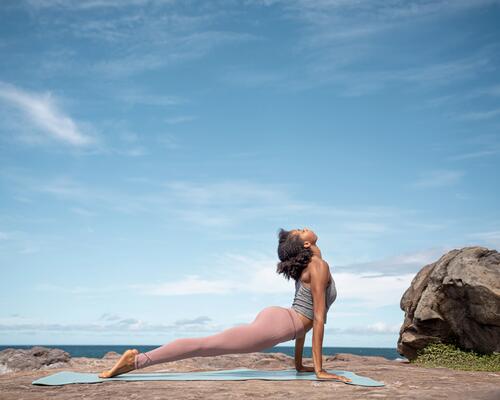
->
xmin=295 ymin=334 xmax=314 ymax=372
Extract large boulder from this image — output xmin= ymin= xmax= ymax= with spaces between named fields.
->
xmin=0 ymin=346 xmax=71 ymax=373
xmin=397 ymin=246 xmax=500 ymax=360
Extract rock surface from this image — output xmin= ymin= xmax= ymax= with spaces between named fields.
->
xmin=398 ymin=246 xmax=500 ymax=360
xmin=102 ymin=351 xmax=121 ymax=359
xmin=0 ymin=350 xmax=498 ymax=400
xmin=0 ymin=346 xmax=71 ymax=374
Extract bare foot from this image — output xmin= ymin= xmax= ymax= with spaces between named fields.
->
xmin=99 ymin=349 xmax=139 ymax=379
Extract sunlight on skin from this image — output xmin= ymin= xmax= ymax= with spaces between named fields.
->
xmin=99 ymin=349 xmax=139 ymax=378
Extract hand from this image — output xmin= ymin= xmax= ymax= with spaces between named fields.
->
xmin=315 ymin=369 xmax=352 ymax=383
xmin=295 ymin=364 xmax=315 ymax=372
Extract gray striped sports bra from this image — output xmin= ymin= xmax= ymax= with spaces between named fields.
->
xmin=291 ymin=277 xmax=337 ymax=323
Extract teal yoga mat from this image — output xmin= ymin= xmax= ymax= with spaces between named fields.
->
xmin=32 ymin=368 xmax=384 ymax=387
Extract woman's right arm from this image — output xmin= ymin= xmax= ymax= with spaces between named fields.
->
xmin=310 ymin=260 xmax=352 ymax=383
xmin=309 ymin=259 xmax=328 ymax=375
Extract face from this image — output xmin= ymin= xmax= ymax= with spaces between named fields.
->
xmin=292 ymin=227 xmax=317 ymax=247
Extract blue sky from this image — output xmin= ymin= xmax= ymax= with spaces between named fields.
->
xmin=0 ymin=0 xmax=499 ymax=349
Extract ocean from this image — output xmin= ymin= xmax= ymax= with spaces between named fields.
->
xmin=0 ymin=345 xmax=407 ymax=361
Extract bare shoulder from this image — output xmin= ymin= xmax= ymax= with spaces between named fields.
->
xmin=309 ymin=256 xmax=328 ymax=269
xmin=308 ymin=257 xmax=330 ymax=281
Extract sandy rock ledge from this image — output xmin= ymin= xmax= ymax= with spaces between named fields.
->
xmin=1 ymin=351 xmax=499 ymax=399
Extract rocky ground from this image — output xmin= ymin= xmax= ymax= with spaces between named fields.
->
xmin=1 ymin=350 xmax=499 ymax=400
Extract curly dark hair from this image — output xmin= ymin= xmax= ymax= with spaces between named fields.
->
xmin=276 ymin=228 xmax=313 ymax=282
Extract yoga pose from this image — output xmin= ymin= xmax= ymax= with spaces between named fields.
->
xmin=99 ymin=227 xmax=351 ymax=382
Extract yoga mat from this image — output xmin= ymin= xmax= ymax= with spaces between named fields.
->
xmin=32 ymin=368 xmax=384 ymax=387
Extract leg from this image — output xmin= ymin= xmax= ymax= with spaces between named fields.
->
xmin=135 ymin=306 xmax=297 ymax=370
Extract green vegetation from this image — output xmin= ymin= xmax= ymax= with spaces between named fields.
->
xmin=411 ymin=342 xmax=500 ymax=372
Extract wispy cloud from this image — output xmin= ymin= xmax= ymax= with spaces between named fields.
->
xmin=409 ymin=169 xmax=464 ymax=189
xmin=280 ymin=52 xmax=495 ymax=96
xmin=156 ymin=133 xmax=181 ymax=149
xmin=457 ymin=107 xmax=500 ymax=121
xmin=0 ymin=81 xmax=94 ymax=146
xmin=233 ymin=1 xmax=500 ymax=95
xmin=467 ymin=230 xmax=500 ymax=248
xmin=0 ymin=173 xmax=165 ymax=216
xmin=447 ymin=149 xmax=500 ymax=161
xmin=35 ymin=269 xmax=416 ymax=309
xmin=332 ymin=321 xmax=401 ymax=335
xmin=0 ymin=231 xmax=9 ymax=240
xmin=33 ymin=248 xmax=438 ymax=308
xmin=342 ymin=222 xmax=390 ymax=234
xmin=20 ymin=3 xmax=261 ymax=78
xmin=24 ymin=0 xmax=161 ymax=10
xmin=34 ymin=252 xmax=293 ymax=296
xmin=117 ymin=88 xmax=186 ymax=107
xmin=269 ymin=0 xmax=500 ymax=37
xmin=335 ymin=246 xmax=451 ymax=276
xmin=416 ymin=83 xmax=500 ymax=111
xmin=70 ymin=207 xmax=97 ymax=217
xmin=2 ymin=172 xmax=426 ymax=234
xmin=444 ymin=134 xmax=500 ymax=161
xmin=164 ymin=115 xmax=197 ymax=125
xmin=90 ymin=31 xmax=259 ymax=78
xmin=0 ymin=312 xmax=223 ymax=335
xmin=471 ymin=84 xmax=500 ymax=97
xmin=219 ymin=66 xmax=288 ymax=88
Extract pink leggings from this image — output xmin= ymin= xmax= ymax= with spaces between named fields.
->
xmin=134 ymin=306 xmax=306 ymax=370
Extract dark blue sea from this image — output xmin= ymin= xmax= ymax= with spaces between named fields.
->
xmin=0 ymin=345 xmax=406 ymax=361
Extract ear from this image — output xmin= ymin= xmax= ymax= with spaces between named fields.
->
xmin=303 ymin=241 xmax=311 ymax=248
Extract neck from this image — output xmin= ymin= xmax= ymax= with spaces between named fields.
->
xmin=310 ymin=244 xmax=322 ymax=258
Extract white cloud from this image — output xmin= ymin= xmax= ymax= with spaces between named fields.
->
xmin=34 ymin=248 xmax=438 ymax=309
xmin=335 ymin=246 xmax=451 ymax=277
xmin=0 ymin=312 xmax=222 ymax=335
xmin=334 ymin=272 xmax=417 ymax=308
xmin=99 ymin=313 xmax=121 ymax=321
xmin=0 ymin=81 xmax=93 ymax=146
xmin=35 ymin=269 xmax=415 ymax=310
xmin=334 ymin=321 xmax=401 ymax=335
xmin=122 ymin=252 xmax=295 ymax=296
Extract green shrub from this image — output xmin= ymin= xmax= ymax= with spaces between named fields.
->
xmin=411 ymin=342 xmax=500 ymax=372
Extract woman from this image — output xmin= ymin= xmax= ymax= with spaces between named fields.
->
xmin=99 ymin=227 xmax=351 ymax=383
